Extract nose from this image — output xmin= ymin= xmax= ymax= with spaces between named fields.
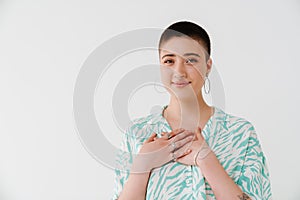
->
xmin=174 ymin=60 xmax=187 ymax=78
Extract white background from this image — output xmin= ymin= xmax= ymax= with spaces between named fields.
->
xmin=1 ymin=0 xmax=300 ymax=199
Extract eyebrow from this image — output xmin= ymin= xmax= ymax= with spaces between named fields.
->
xmin=161 ymin=53 xmax=201 ymax=59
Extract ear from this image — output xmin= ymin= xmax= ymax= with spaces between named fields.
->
xmin=206 ymin=57 xmax=212 ymax=75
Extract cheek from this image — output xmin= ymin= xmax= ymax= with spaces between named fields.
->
xmin=187 ymin=66 xmax=205 ymax=81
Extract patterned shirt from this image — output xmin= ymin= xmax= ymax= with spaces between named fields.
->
xmin=112 ymin=105 xmax=272 ymax=199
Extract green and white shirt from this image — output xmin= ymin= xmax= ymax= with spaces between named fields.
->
xmin=112 ymin=106 xmax=272 ymax=200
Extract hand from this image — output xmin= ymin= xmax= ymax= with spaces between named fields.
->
xmin=131 ymin=128 xmax=194 ymax=173
xmin=176 ymin=127 xmax=211 ymax=166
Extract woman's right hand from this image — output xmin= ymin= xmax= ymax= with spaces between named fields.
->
xmin=131 ymin=128 xmax=194 ymax=174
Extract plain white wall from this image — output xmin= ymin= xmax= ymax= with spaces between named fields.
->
xmin=0 ymin=0 xmax=299 ymax=199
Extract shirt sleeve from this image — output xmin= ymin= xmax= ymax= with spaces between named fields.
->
xmin=111 ymin=125 xmax=135 ymax=200
xmin=237 ymin=124 xmax=272 ymax=200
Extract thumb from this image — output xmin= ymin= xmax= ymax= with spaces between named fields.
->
xmin=144 ymin=132 xmax=157 ymax=143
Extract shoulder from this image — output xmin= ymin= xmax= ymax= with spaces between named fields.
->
xmin=213 ymin=108 xmax=267 ymax=173
xmin=124 ymin=112 xmax=160 ymax=138
xmin=120 ymin=112 xmax=160 ymax=153
xmin=218 ymin=108 xmax=256 ymax=137
xmin=127 ymin=113 xmax=157 ymax=130
xmin=214 ymin=108 xmax=259 ymax=149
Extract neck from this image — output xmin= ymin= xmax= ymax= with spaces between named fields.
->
xmin=164 ymin=93 xmax=212 ymax=131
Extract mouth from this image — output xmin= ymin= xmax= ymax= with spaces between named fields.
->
xmin=171 ymin=81 xmax=192 ymax=87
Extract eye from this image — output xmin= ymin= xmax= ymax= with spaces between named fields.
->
xmin=163 ymin=59 xmax=174 ymax=64
xmin=186 ymin=58 xmax=198 ymax=64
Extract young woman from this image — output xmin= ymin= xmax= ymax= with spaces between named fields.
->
xmin=112 ymin=21 xmax=272 ymax=200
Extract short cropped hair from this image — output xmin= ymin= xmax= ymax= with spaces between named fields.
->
xmin=159 ymin=21 xmax=211 ymax=60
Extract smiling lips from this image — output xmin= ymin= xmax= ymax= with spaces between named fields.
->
xmin=172 ymin=81 xmax=191 ymax=87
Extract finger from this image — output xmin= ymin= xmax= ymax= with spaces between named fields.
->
xmin=161 ymin=128 xmax=185 ymax=140
xmin=173 ymin=135 xmax=194 ymax=150
xmin=174 ymin=149 xmax=192 ymax=161
xmin=168 ymin=134 xmax=194 ymax=153
xmin=160 ymin=131 xmax=169 ymax=140
xmin=169 ymin=128 xmax=185 ymax=138
xmin=170 ymin=130 xmax=194 ymax=144
xmin=173 ymin=143 xmax=193 ymax=161
xmin=144 ymin=133 xmax=157 ymax=143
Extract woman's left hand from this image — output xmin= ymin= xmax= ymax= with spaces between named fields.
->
xmin=175 ymin=126 xmax=209 ymax=166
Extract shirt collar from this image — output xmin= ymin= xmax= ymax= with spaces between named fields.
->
xmin=146 ymin=105 xmax=229 ymax=125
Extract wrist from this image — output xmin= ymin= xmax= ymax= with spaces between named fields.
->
xmin=131 ymin=154 xmax=153 ymax=174
xmin=194 ymin=141 xmax=212 ymax=167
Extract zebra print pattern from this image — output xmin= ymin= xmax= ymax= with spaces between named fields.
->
xmin=112 ymin=106 xmax=272 ymax=200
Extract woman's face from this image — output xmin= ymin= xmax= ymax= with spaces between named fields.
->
xmin=159 ymin=36 xmax=212 ymax=100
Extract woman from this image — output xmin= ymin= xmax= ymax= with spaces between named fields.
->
xmin=112 ymin=21 xmax=272 ymax=200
